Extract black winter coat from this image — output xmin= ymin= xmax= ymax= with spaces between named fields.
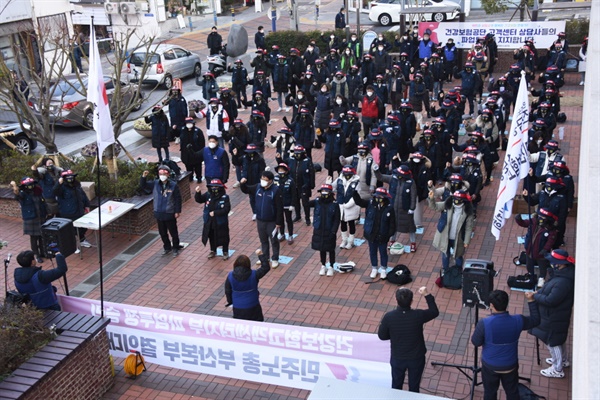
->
xmin=145 ymin=113 xmax=170 ymax=149
xmin=531 ymin=265 xmax=575 ymax=346
xmin=309 ymin=198 xmax=340 ymax=252
xmin=195 ymin=191 xmax=231 ymax=247
xmin=180 ymin=126 xmax=205 ymax=166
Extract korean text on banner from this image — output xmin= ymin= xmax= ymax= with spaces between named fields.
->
xmin=418 ymin=21 xmax=565 ymax=50
xmin=491 ymin=71 xmax=530 ymax=240
xmin=59 ymin=296 xmax=391 ymax=390
xmin=87 ymin=22 xmax=115 ymax=162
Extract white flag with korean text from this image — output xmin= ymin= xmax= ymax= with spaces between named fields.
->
xmin=491 ymin=72 xmax=530 ymax=240
xmin=87 ymin=23 xmax=115 ymax=163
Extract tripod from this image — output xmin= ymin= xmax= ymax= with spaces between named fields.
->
xmin=431 ymin=305 xmax=482 ymax=400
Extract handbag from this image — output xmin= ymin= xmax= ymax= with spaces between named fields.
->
xmin=442 ymin=265 xmax=462 ymax=290
xmin=513 ymin=251 xmax=527 ymax=266
xmin=507 ymin=273 xmax=537 ymax=290
xmin=389 ymin=242 xmax=405 ymax=255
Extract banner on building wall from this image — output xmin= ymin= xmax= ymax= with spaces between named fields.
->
xmin=60 ymin=296 xmax=391 ymax=390
xmin=418 ymin=21 xmax=566 ymax=50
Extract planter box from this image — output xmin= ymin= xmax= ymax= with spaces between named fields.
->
xmin=0 ymin=312 xmax=112 ymax=400
xmin=134 ymin=128 xmax=152 ymax=138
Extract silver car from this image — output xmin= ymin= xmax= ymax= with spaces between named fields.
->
xmin=29 ymin=75 xmax=142 ymax=129
xmin=127 ymin=44 xmax=202 ymax=90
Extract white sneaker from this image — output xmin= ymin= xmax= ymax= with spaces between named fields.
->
xmin=537 ymin=277 xmax=545 ymax=288
xmin=233 ymin=182 xmax=240 ymax=188
xmin=540 ymin=366 xmax=564 ymax=378
xmin=319 ymin=265 xmax=327 ymax=276
xmin=252 ymin=214 xmax=257 ymax=221
xmin=378 ymin=267 xmax=387 ymax=280
xmin=545 ymin=358 xmax=570 ymax=368
xmin=326 ymin=266 xmax=334 ymax=276
xmin=285 ymin=107 xmax=290 ymax=112
xmin=80 ymin=239 xmax=92 ymax=248
xmin=339 ymin=232 xmax=348 ymax=248
xmin=75 ymin=248 xmax=81 ymax=254
xmin=277 ymin=233 xmax=285 ymax=241
xmin=370 ymin=268 xmax=378 ymax=279
xmin=579 ymin=81 xmax=584 ymax=86
xmin=344 ymin=235 xmax=355 ymax=250
xmin=277 ymin=107 xmax=282 ymax=112
xmin=175 ymin=137 xmax=180 ymax=144
xmin=271 ymin=260 xmax=279 ymax=269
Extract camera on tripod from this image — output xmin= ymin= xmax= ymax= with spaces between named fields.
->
xmin=462 ymin=259 xmax=495 ymax=309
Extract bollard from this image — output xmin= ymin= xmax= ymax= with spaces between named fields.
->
xmin=231 ymin=7 xmax=235 ymax=21
xmin=188 ymin=16 xmax=193 ymax=32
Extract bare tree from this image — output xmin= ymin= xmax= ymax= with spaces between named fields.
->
xmin=0 ymin=14 xmax=73 ymax=154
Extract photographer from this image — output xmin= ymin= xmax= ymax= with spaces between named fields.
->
xmin=14 ymin=249 xmax=67 ymax=311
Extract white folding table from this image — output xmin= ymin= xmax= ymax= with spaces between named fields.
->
xmin=73 ymin=200 xmax=135 ymax=258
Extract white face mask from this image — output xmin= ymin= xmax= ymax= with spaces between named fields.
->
xmin=321 ymin=88 xmax=327 ymax=93
xmin=336 ymin=99 xmax=342 ymax=105
xmin=186 ymin=123 xmax=193 ymax=129
xmin=345 ymin=51 xmax=350 ymax=55
xmin=159 ymin=175 xmax=168 ymax=182
xmin=378 ymin=47 xmax=383 ymax=51
xmin=208 ymin=142 xmax=217 ymax=149
xmin=378 ymin=36 xmax=383 ymax=41
xmin=366 ymin=91 xmax=374 ymax=96
xmin=260 ymin=180 xmax=269 ymax=188
xmin=413 ymin=158 xmax=421 ymax=163
xmin=536 ymin=139 xmax=543 ymax=145
xmin=297 ymin=94 xmax=304 ymax=99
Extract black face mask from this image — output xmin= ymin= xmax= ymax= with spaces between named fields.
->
xmin=450 ymin=183 xmax=460 ymax=192
xmin=210 ymin=189 xmax=221 ymax=197
xmin=66 ymin=178 xmax=75 ymax=185
xmin=321 ymin=194 xmax=332 ymax=201
xmin=538 ymin=217 xmax=548 ymax=227
xmin=47 ymin=165 xmax=54 ymax=171
xmin=358 ymin=151 xmax=367 ymax=157
xmin=24 ymin=185 xmax=34 ymax=191
xmin=453 ymin=199 xmax=464 ymax=207
xmin=294 ymin=153 xmax=303 ymax=159
xmin=375 ymin=197 xmax=385 ymax=205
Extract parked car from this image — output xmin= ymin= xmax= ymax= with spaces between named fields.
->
xmin=369 ymin=0 xmax=461 ymax=26
xmin=28 ymin=75 xmax=142 ymax=130
xmin=0 ymin=122 xmax=37 ymax=155
xmin=127 ymin=44 xmax=202 ymax=90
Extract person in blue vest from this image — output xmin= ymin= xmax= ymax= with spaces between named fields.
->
xmin=195 ymin=135 xmax=230 ymax=183
xmin=224 ymin=249 xmax=271 ymax=321
xmin=417 ymin=29 xmax=437 ymax=63
xmin=241 ymin=171 xmax=284 ymax=269
xmin=352 ymin=187 xmax=396 ymax=280
xmin=32 ymin=157 xmax=62 ymax=217
xmin=14 ymin=249 xmax=68 ymax=311
xmin=11 ymin=177 xmax=48 ymax=263
xmin=145 ymin=105 xmax=171 ymax=163
xmin=54 ymin=170 xmax=90 ymax=249
xmin=140 ymin=165 xmax=182 ymax=256
xmin=164 ymin=88 xmax=188 ymax=141
xmin=195 ymin=179 xmax=231 ymax=261
xmin=309 ymin=184 xmax=341 ymax=277
xmin=443 ymin=38 xmax=458 ymax=83
xmin=273 ymin=163 xmax=296 ymax=244
xmin=236 ymin=143 xmax=267 ymax=219
xmin=472 ymin=290 xmax=540 ymax=400
xmin=181 ymin=117 xmax=205 ymax=182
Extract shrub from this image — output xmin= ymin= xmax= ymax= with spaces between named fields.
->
xmin=0 ymin=151 xmax=40 ymax=185
xmin=0 ymin=304 xmax=54 ymax=381
xmin=0 ymin=151 xmax=156 ymax=199
xmin=566 ymin=19 xmax=589 ymax=45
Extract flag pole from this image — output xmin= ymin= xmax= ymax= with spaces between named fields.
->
xmin=91 ymin=16 xmax=105 ymax=319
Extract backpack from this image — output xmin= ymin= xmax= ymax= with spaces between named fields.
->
xmin=518 ymin=383 xmax=546 ymax=400
xmin=386 ymin=264 xmax=412 ymax=285
xmin=507 ymin=273 xmax=537 ymax=290
xmin=160 ymin=159 xmax=182 ymax=177
xmin=442 ymin=265 xmax=462 ymax=290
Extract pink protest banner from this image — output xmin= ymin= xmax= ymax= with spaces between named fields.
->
xmin=60 ymin=296 xmax=391 ymax=390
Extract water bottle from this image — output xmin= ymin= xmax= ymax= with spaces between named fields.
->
xmin=559 ymin=127 xmax=565 ymax=140
xmin=458 ymin=123 xmax=466 ymax=136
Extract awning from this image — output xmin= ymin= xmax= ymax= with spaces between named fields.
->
xmin=72 ymin=6 xmax=111 ymax=26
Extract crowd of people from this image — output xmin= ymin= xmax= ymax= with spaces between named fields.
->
xmin=9 ymin=24 xmax=581 ymax=396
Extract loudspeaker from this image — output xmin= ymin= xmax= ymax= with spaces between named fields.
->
xmin=462 ymin=259 xmax=494 ymax=309
xmin=41 ymin=218 xmax=77 ymax=258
